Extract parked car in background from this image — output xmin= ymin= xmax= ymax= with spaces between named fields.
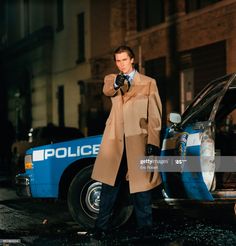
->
xmin=11 ymin=124 xmax=84 ymax=175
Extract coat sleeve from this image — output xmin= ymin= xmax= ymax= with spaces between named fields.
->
xmin=103 ymin=74 xmax=119 ymax=97
xmin=147 ymin=79 xmax=162 ymax=147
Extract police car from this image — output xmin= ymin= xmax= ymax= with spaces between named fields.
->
xmin=16 ymin=134 xmax=133 ymax=229
xmin=16 ymin=73 xmax=236 ymax=229
xmin=160 ymin=73 xmax=236 ymax=205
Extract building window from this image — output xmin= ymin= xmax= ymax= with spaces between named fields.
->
xmin=136 ymin=0 xmax=164 ymax=31
xmin=57 ymin=85 xmax=64 ymax=127
xmin=56 ymin=0 xmax=64 ymax=32
xmin=185 ymin=0 xmax=221 ymax=13
xmin=76 ymin=12 xmax=85 ymax=63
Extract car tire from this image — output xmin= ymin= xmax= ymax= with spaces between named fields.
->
xmin=67 ymin=165 xmax=133 ymax=229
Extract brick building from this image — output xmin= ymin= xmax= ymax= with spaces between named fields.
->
xmin=0 ymin=0 xmax=236 ymax=136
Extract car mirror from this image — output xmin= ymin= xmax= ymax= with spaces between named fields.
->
xmin=169 ymin=113 xmax=182 ymax=124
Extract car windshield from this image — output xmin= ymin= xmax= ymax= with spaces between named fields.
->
xmin=215 ymin=87 xmax=236 ymax=121
xmin=181 ymin=75 xmax=232 ymax=126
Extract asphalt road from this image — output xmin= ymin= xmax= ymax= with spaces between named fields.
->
xmin=0 ymin=177 xmax=236 ymax=246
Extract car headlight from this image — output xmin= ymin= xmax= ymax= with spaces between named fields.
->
xmin=24 ymin=154 xmax=33 ymax=170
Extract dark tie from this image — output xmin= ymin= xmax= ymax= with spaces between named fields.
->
xmin=125 ymin=75 xmax=131 ymax=91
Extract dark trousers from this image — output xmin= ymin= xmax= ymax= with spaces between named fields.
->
xmin=95 ymin=148 xmax=152 ymax=231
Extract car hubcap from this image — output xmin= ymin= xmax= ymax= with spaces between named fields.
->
xmin=85 ymin=182 xmax=102 ymax=213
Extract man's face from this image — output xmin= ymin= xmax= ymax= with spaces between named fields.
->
xmin=115 ymin=52 xmax=134 ymax=74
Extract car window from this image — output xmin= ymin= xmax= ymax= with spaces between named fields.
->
xmin=52 ymin=127 xmax=84 ymax=142
xmin=215 ymin=88 xmax=236 ymax=123
xmin=27 ymin=126 xmax=84 ymax=143
xmin=215 ymin=88 xmax=236 ymax=156
xmin=181 ymin=82 xmax=226 ymax=125
xmin=182 ymin=75 xmax=236 ymax=126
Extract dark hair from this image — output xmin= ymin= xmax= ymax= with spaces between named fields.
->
xmin=113 ymin=45 xmax=135 ymax=61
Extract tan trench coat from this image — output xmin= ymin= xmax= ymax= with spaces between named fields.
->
xmin=91 ymin=72 xmax=162 ymax=193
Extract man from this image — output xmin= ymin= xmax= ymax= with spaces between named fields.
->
xmin=91 ymin=45 xmax=162 ymax=239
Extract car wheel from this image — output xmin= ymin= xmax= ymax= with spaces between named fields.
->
xmin=67 ymin=165 xmax=133 ymax=229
